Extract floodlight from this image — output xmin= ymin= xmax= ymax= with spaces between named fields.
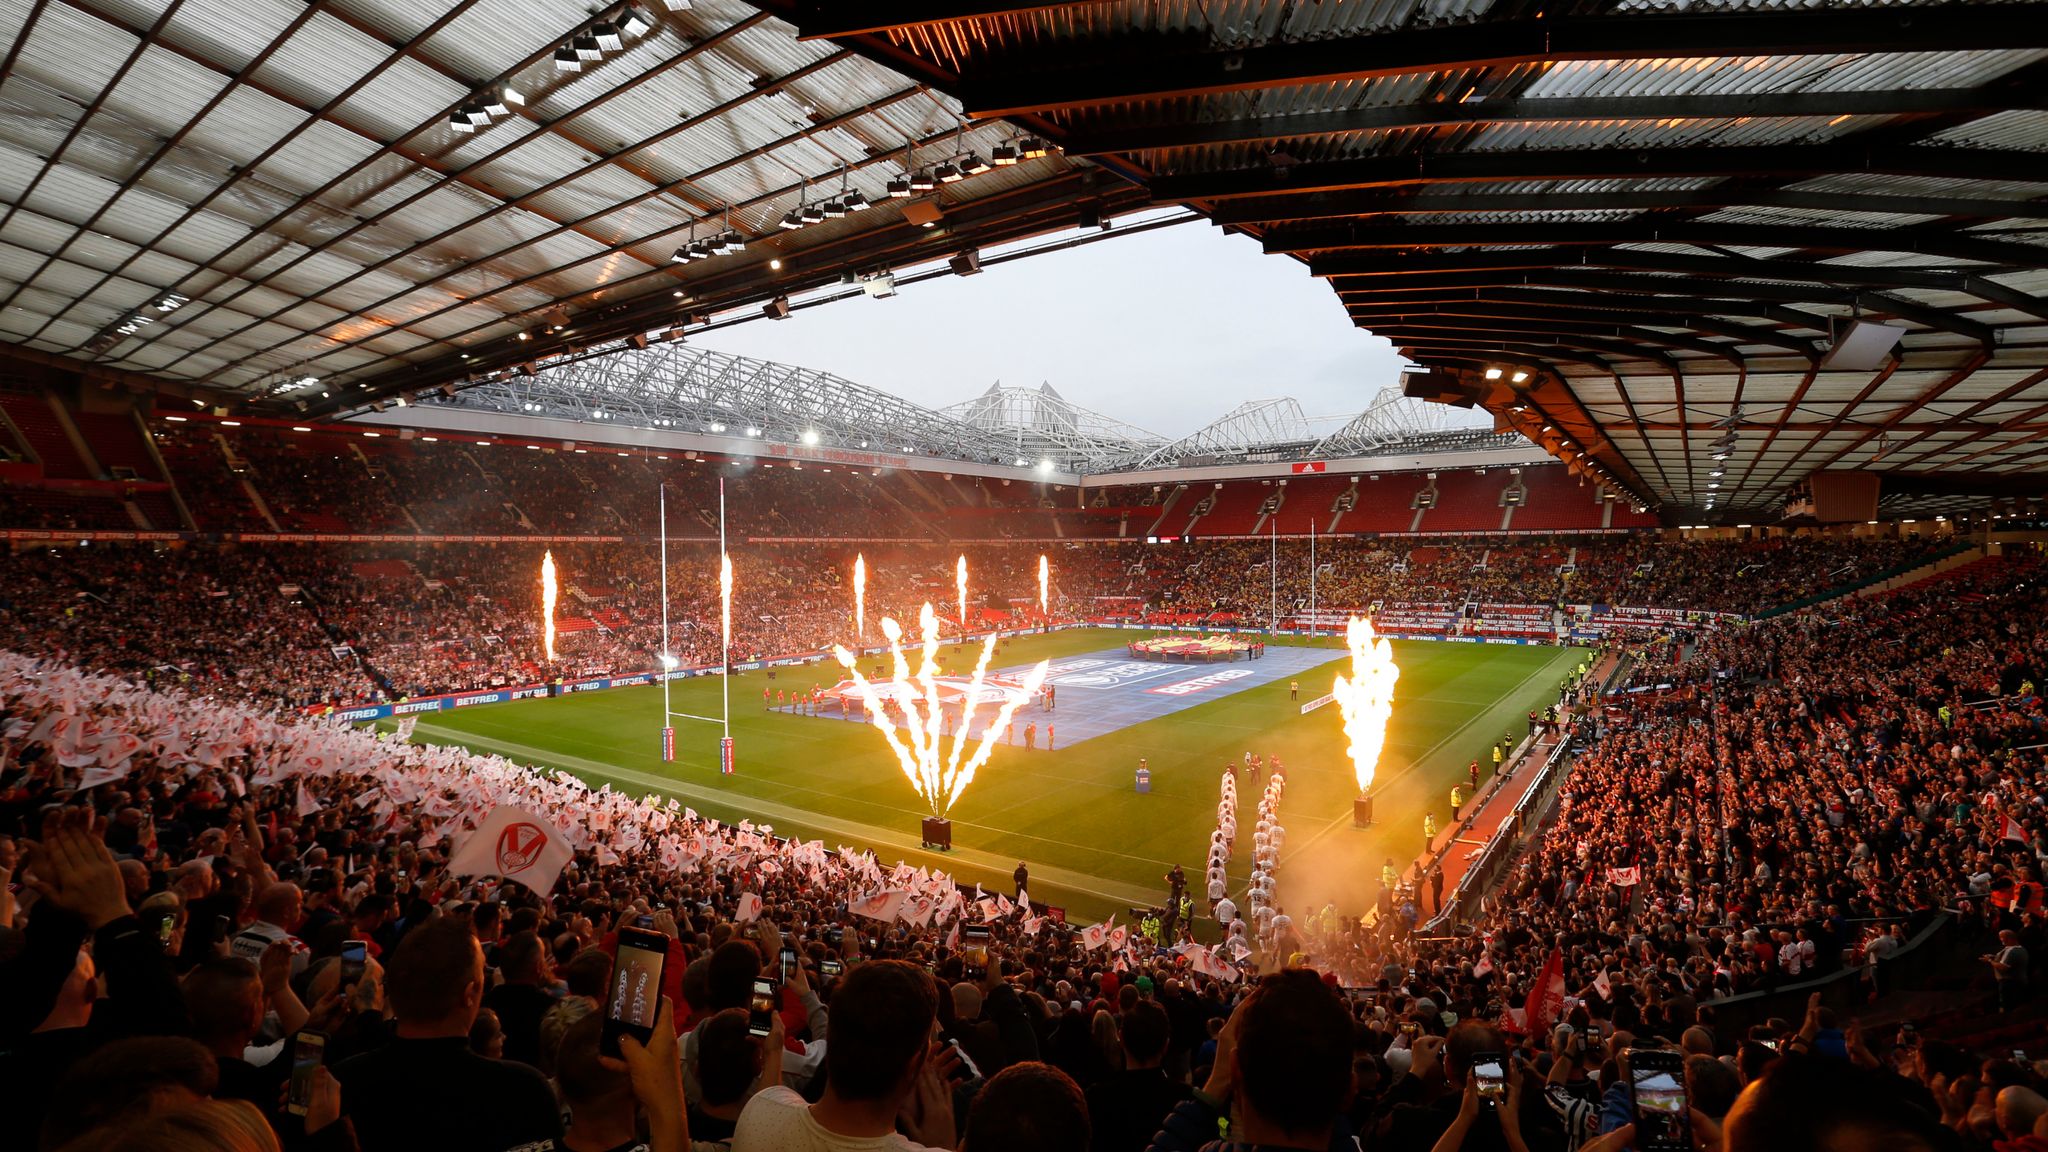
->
xmin=933 ymin=161 xmax=962 ymax=183
xmin=959 ymin=152 xmax=991 ymax=175
xmin=992 ymin=142 xmax=1019 ymax=166
xmin=590 ymin=22 xmax=622 ymax=51
xmin=554 ymin=44 xmax=582 ymax=71
xmin=621 ymin=5 xmax=656 ymax=37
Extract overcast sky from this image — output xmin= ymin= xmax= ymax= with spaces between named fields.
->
xmin=690 ymin=216 xmax=1424 ymax=440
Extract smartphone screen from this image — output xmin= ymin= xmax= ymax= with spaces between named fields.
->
xmin=154 ymin=910 xmax=177 ymax=949
xmin=748 ymin=976 xmax=780 ymax=1038
xmin=1629 ymin=1052 xmax=1691 ymax=1152
xmin=820 ymin=959 xmax=843 ymax=980
xmin=779 ymin=946 xmax=798 ymax=983
xmin=286 ymin=1031 xmax=327 ymax=1116
xmin=340 ymin=940 xmax=367 ymax=988
xmin=601 ymin=927 xmax=670 ymax=1057
xmin=1473 ymin=1052 xmax=1507 ymax=1105
xmin=962 ymin=924 xmax=991 ymax=979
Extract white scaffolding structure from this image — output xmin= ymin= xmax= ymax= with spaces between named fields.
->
xmin=413 ymin=347 xmax=1524 ymax=476
xmin=939 ymin=382 xmax=1164 ymax=469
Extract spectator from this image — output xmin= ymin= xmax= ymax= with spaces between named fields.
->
xmin=732 ymin=959 xmax=956 ymax=1151
xmin=332 ymin=916 xmax=562 ymax=1150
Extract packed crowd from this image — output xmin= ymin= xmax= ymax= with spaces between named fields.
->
xmin=1 ymin=529 xmax=2045 ymax=1151
xmin=0 ymin=533 xmax=1957 ymax=713
xmin=1261 ymin=552 xmax=2048 ymax=1124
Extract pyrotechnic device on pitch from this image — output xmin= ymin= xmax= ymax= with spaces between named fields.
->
xmin=832 ymin=603 xmax=1047 ymax=820
xmin=1331 ymin=616 xmax=1399 ymax=822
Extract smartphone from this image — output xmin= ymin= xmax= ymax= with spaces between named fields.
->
xmin=779 ymin=946 xmax=798 ymax=983
xmin=1628 ymin=1049 xmax=1691 ymax=1152
xmin=1473 ymin=1052 xmax=1507 ymax=1107
xmin=152 ymin=909 xmax=177 ymax=950
xmin=1758 ymin=1038 xmax=1778 ymax=1052
xmin=213 ymin=913 xmax=233 ymax=940
xmin=946 ymin=1036 xmax=981 ymax=1082
xmin=1399 ymin=1020 xmax=1421 ymax=1041
xmin=2017 ymin=1049 xmax=2030 ymax=1064
xmin=747 ymin=975 xmax=780 ymax=1038
xmin=636 ymin=914 xmax=656 ymax=929
xmin=826 ymin=924 xmax=843 ymax=946
xmin=285 ymin=1031 xmax=327 ymax=1116
xmin=962 ymin=924 xmax=991 ymax=980
xmin=340 ymin=940 xmax=367 ymax=988
xmin=601 ymin=926 xmax=670 ymax=1058
xmin=820 ymin=959 xmax=843 ymax=980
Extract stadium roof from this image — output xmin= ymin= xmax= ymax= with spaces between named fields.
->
xmin=0 ymin=0 xmax=1147 ymax=410
xmin=782 ymin=0 xmax=2048 ymax=521
xmin=6 ymin=0 xmax=2048 ymax=523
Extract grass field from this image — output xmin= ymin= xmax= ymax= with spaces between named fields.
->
xmin=402 ymin=629 xmax=1583 ymax=921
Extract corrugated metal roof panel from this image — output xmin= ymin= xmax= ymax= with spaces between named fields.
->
xmin=336 ymin=56 xmax=468 ymax=142
xmin=1465 ymin=114 xmax=1876 ymax=151
xmin=1786 ymin=172 xmax=2048 ymax=198
xmin=1929 ymin=109 xmax=2048 ymax=151
xmin=1695 ymin=206 xmax=1941 ymax=228
xmin=159 ymin=0 xmax=302 ymax=73
xmin=247 ymin=12 xmax=393 ymax=111
xmin=1526 ymin=49 xmax=2044 ymax=100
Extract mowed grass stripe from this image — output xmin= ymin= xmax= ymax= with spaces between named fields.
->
xmin=409 ymin=630 xmax=1581 ymax=919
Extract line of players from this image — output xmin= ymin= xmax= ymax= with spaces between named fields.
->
xmin=1204 ymin=752 xmax=1294 ymax=962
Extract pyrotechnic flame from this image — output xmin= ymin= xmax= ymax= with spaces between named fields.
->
xmin=719 ymin=553 xmax=733 ymax=652
xmin=1331 ymin=616 xmax=1400 ymax=795
xmin=1038 ymin=554 xmax=1049 ymax=616
xmin=955 ymin=555 xmax=968 ymax=634
xmin=540 ymin=550 xmax=558 ymax=662
xmin=854 ymin=553 xmax=866 ymax=639
xmin=832 ymin=602 xmax=1049 ymax=819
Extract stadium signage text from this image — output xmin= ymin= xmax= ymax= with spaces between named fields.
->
xmin=1147 ymin=668 xmax=1256 ymax=696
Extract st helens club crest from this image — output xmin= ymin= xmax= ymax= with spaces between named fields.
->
xmin=495 ymin=822 xmax=549 ymax=874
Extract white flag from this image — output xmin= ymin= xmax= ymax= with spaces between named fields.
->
xmin=78 ymin=760 xmax=133 ymax=790
xmin=296 ymin=781 xmax=322 ymax=817
xmin=448 ymin=805 xmax=575 ymax=897
xmin=736 ymin=892 xmax=763 ymax=923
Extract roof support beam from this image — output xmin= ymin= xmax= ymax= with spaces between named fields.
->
xmin=1328 ymin=268 xmax=1997 ymax=343
xmin=1337 ymin=287 xmax=1827 ymax=332
xmin=1347 ymin=300 xmax=1816 ymax=356
xmin=1204 ymin=188 xmax=2048 ymax=226
xmin=1266 ymin=221 xmax=2048 ymax=267
xmin=1313 ymin=248 xmax=2048 ymax=322
xmin=1069 ymin=85 xmax=2044 ymax=155
xmin=961 ymin=6 xmax=2048 ymax=117
xmin=1360 ymin=317 xmax=1743 ymax=367
xmin=1152 ymin=144 xmax=2041 ymax=202
xmin=792 ymin=2 xmax=1097 ymax=39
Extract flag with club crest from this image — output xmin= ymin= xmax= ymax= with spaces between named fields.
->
xmin=449 ymin=805 xmax=575 ymax=896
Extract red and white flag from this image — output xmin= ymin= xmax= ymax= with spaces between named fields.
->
xmin=1523 ymin=948 xmax=1566 ymax=1036
xmin=848 ymin=889 xmax=909 ymax=924
xmin=449 ymin=805 xmax=575 ymax=896
xmin=736 ymin=892 xmax=763 ymax=923
xmin=1108 ymin=924 xmax=1129 ymax=952
xmin=1606 ymin=866 xmax=1639 ymax=887
xmin=78 ymin=760 xmax=133 ymax=790
xmin=1473 ymin=955 xmax=1494 ymax=979
xmin=295 ymin=781 xmax=322 ymax=817
xmin=2003 ymin=814 xmax=2030 ymax=843
xmin=1080 ymin=918 xmax=1113 ymax=951
xmin=1592 ymin=969 xmax=1613 ymax=1001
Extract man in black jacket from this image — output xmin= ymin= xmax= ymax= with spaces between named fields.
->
xmin=1085 ymin=999 xmax=1189 ymax=1152
xmin=333 ymin=915 xmax=562 ymax=1151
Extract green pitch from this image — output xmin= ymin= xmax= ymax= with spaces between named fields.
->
xmin=402 ymin=630 xmax=1582 ymax=922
